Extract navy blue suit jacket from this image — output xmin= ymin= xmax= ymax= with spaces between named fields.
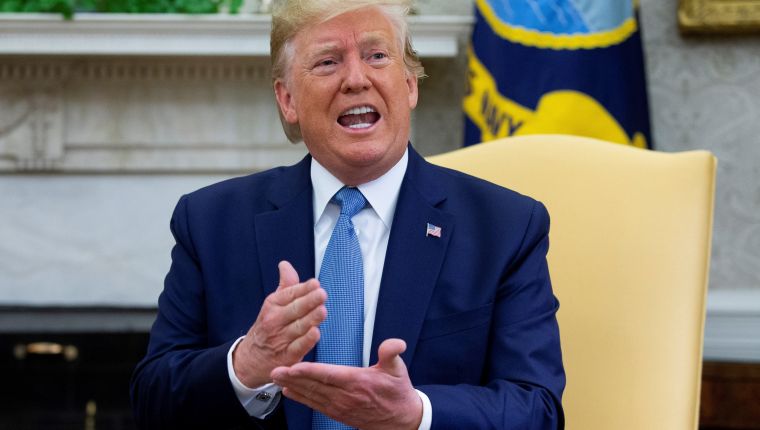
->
xmin=131 ymin=146 xmax=565 ymax=429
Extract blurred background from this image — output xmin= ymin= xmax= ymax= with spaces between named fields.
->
xmin=1 ymin=0 xmax=758 ymax=428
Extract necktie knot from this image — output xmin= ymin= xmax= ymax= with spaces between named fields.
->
xmin=334 ymin=187 xmax=366 ymax=218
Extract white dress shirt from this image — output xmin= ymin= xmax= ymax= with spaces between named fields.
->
xmin=227 ymin=149 xmax=432 ymax=429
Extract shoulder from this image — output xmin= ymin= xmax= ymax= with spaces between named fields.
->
xmin=180 ymin=156 xmax=310 ymax=211
xmin=190 ymin=165 xmax=288 ymax=200
xmin=415 ymin=159 xmax=551 ymax=267
xmin=167 ymin=156 xmax=311 ymax=229
xmin=421 ymin=159 xmax=547 ymax=222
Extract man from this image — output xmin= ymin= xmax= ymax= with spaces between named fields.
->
xmin=130 ymin=1 xmax=565 ymax=429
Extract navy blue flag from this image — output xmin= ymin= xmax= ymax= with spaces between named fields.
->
xmin=464 ymin=0 xmax=652 ymax=148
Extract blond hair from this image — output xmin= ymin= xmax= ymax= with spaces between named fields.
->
xmin=271 ymin=0 xmax=425 ymax=142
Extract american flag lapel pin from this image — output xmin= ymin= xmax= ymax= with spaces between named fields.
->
xmin=426 ymin=223 xmax=442 ymax=238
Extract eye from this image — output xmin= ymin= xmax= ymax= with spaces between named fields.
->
xmin=311 ymin=58 xmax=338 ymax=75
xmin=315 ymin=59 xmax=337 ymax=68
xmin=369 ymin=52 xmax=388 ymax=61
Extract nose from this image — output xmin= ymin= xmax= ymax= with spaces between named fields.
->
xmin=340 ymin=56 xmax=372 ymax=93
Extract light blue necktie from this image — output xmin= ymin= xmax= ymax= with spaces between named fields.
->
xmin=313 ymin=187 xmax=366 ymax=430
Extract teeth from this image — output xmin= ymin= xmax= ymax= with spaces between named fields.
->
xmin=341 ymin=106 xmax=376 ymax=116
xmin=349 ymin=123 xmax=372 ymax=129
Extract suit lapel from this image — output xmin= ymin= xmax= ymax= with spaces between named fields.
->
xmin=253 ymin=156 xmax=316 ymax=429
xmin=370 ymin=148 xmax=454 ymax=366
xmin=255 ymin=156 xmax=316 ymax=297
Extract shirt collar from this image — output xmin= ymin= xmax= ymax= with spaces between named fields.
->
xmin=311 ymin=147 xmax=409 ymax=229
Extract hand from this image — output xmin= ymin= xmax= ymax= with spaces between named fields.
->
xmin=233 ymin=261 xmax=327 ymax=387
xmin=271 ymin=338 xmax=423 ymax=430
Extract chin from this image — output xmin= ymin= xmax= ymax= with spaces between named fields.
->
xmin=342 ymin=150 xmax=387 ymax=169
xmin=346 ymin=139 xmax=401 ymax=163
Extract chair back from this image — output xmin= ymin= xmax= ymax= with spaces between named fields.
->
xmin=428 ymin=134 xmax=717 ymax=430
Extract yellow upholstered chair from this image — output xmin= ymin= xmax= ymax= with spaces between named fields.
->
xmin=428 ymin=134 xmax=717 ymax=430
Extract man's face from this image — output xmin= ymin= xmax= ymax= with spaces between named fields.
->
xmin=274 ymin=6 xmax=419 ymax=185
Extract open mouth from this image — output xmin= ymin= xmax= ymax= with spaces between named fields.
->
xmin=338 ymin=106 xmax=381 ymax=130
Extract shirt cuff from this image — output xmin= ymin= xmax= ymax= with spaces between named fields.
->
xmin=227 ymin=336 xmax=282 ymax=418
xmin=415 ymin=389 xmax=432 ymax=430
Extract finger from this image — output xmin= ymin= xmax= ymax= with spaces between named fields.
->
xmin=250 ymin=287 xmax=322 ymax=348
xmin=274 ymin=370 xmax=335 ymax=409
xmin=285 ymin=325 xmax=321 ymax=360
xmin=285 ymin=303 xmax=326 ymax=339
xmin=275 ymin=362 xmax=354 ymax=388
xmin=268 ymin=278 xmax=323 ymax=308
xmin=277 ymin=260 xmax=300 ymax=289
xmin=271 ymin=363 xmax=324 ymax=388
xmin=281 ymin=384 xmax=331 ymax=410
xmin=375 ymin=338 xmax=407 ymax=375
xmin=283 ymin=286 xmax=327 ymax=324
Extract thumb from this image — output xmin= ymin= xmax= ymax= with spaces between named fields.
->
xmin=375 ymin=338 xmax=407 ymax=376
xmin=277 ymin=260 xmax=300 ymax=289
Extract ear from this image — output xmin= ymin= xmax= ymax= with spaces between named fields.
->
xmin=274 ymin=79 xmax=299 ymax=124
xmin=406 ymin=73 xmax=419 ymax=110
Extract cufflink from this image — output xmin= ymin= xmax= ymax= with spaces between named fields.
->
xmin=255 ymin=392 xmax=273 ymax=402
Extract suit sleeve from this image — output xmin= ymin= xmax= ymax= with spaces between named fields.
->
xmin=129 ymin=195 xmax=274 ymax=430
xmin=418 ymin=201 xmax=565 ymax=429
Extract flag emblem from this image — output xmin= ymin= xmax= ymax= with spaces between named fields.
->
xmin=426 ymin=223 xmax=442 ymax=238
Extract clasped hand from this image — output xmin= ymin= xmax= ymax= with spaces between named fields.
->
xmin=233 ymin=261 xmax=422 ymax=429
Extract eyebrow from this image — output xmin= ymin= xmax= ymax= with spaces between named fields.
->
xmin=357 ymin=32 xmax=392 ymax=50
xmin=305 ymin=31 xmax=394 ymax=61
xmin=362 ymin=34 xmax=401 ymax=58
xmin=308 ymin=43 xmax=342 ymax=60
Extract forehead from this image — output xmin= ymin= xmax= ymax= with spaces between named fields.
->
xmin=292 ymin=7 xmax=398 ymax=53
